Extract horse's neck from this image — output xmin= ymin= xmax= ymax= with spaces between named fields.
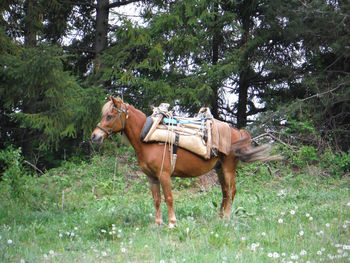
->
xmin=123 ymin=105 xmax=146 ymax=152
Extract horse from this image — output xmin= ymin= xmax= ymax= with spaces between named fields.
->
xmin=91 ymin=97 xmax=280 ymax=228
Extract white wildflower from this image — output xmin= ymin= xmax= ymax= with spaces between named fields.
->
xmin=309 ymin=216 xmax=313 ymax=221
xmin=290 ymin=210 xmax=295 ymax=215
xmin=305 ymin=213 xmax=310 ymax=217
xmin=273 ymin=252 xmax=280 ymax=258
xmin=251 ymin=243 xmax=259 ymax=251
xmin=278 ymin=218 xmax=283 ymax=223
xmin=261 ymin=232 xmax=266 ymax=236
xmin=121 ymin=247 xmax=127 ymax=253
xmin=101 ymin=229 xmax=106 ymax=233
xmin=299 ymin=230 xmax=304 ymax=236
xmin=49 ymin=250 xmax=54 ymax=255
xmin=317 ymin=230 xmax=324 ymax=235
xmin=267 ymin=253 xmax=273 ymax=258
xmin=326 ymin=223 xmax=330 ymax=227
xmin=343 ymin=245 xmax=350 ymax=250
xmin=300 ymin=250 xmax=307 ymax=256
xmin=7 ymin=239 xmax=13 ymax=244
xmin=101 ymin=251 xmax=107 ymax=257
xmin=317 ymin=250 xmax=322 ymax=255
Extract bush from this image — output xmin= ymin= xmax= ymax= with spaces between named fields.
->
xmin=321 ymin=150 xmax=350 ymax=177
xmin=0 ymin=146 xmax=29 ymax=199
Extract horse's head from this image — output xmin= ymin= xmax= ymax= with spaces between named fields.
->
xmin=91 ymin=96 xmax=128 ymax=144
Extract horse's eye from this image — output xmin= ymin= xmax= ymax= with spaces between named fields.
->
xmin=106 ymin=115 xmax=114 ymax=121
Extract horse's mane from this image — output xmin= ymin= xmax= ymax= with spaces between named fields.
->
xmin=101 ymin=101 xmax=113 ymax=116
xmin=101 ymin=97 xmax=124 ymax=116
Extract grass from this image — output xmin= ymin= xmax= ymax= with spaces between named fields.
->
xmin=0 ymin=151 xmax=349 ymax=263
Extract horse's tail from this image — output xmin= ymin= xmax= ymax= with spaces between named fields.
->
xmin=231 ymin=130 xmax=283 ymax=163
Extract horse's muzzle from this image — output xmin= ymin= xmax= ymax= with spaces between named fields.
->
xmin=91 ymin=133 xmax=103 ymax=144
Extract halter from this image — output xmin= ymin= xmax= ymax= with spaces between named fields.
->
xmin=96 ymin=102 xmax=129 ymax=137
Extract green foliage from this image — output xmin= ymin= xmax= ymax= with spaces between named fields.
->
xmin=293 ymin=146 xmax=318 ymax=167
xmin=0 ymin=152 xmax=349 ymax=262
xmin=1 ymin=44 xmax=103 ymax=150
xmin=321 ymin=150 xmax=350 ymax=177
xmin=0 ymin=146 xmax=28 ymax=199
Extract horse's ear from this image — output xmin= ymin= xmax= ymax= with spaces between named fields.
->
xmin=110 ymin=96 xmax=118 ymax=107
xmin=108 ymin=96 xmax=112 ymax=101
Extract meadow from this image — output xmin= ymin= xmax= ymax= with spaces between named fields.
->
xmin=0 ymin=145 xmax=349 ymax=263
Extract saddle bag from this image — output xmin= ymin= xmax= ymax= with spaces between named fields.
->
xmin=140 ymin=105 xmax=231 ymax=159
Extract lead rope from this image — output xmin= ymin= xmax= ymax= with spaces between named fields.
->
xmin=159 ymin=110 xmax=178 ymax=178
xmin=159 ymin=123 xmax=169 ymax=179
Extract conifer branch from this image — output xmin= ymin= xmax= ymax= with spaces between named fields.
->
xmin=108 ymin=0 xmax=141 ymax=9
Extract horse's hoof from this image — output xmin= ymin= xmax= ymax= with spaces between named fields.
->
xmin=155 ymin=220 xmax=164 ymax=226
xmin=168 ymin=223 xmax=176 ymax=229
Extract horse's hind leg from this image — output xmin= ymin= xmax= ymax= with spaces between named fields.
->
xmin=216 ymin=155 xmax=239 ymax=218
xmin=147 ymin=176 xmax=163 ymax=225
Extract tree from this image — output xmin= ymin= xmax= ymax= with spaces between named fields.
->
xmin=97 ymin=0 xmax=303 ymax=128
xmin=0 ymin=1 xmax=103 ymax=167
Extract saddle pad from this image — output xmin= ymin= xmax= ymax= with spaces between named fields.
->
xmin=211 ymin=119 xmax=231 ymax=155
xmin=147 ymin=127 xmax=211 ymax=159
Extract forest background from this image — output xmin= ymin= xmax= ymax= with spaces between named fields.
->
xmin=0 ymin=0 xmax=349 ymax=170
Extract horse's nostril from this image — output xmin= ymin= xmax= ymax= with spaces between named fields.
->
xmin=91 ymin=134 xmax=96 ymax=140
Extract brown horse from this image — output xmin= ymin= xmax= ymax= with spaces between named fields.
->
xmin=91 ymin=97 xmax=279 ymax=228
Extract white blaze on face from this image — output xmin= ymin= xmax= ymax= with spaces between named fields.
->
xmin=91 ymin=128 xmax=106 ymax=144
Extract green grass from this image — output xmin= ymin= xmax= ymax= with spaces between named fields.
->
xmin=0 ymin=154 xmax=349 ymax=263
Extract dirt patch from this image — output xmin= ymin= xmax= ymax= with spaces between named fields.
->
xmin=196 ymin=170 xmax=219 ymax=191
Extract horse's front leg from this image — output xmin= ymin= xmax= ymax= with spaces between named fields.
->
xmin=147 ymin=176 xmax=163 ymax=225
xmin=159 ymin=172 xmax=176 ymax=228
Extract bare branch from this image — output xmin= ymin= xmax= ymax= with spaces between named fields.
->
xmin=252 ymin=132 xmax=293 ymax=149
xmin=108 ymin=0 xmax=141 ymax=9
xmin=24 ymin=160 xmax=44 ymax=175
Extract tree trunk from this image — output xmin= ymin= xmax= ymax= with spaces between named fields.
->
xmin=23 ymin=0 xmax=38 ymax=47
xmin=236 ymin=0 xmax=252 ymax=128
xmin=237 ymin=71 xmax=248 ymax=128
xmin=210 ymin=2 xmax=220 ymax=120
xmin=94 ymin=0 xmax=109 ymax=70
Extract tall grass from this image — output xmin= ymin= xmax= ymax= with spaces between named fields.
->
xmin=0 ymin=148 xmax=349 ymax=262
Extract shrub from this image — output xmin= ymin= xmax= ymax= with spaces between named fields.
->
xmin=0 ymin=146 xmax=29 ymax=199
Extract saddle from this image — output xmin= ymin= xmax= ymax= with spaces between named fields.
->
xmin=140 ymin=103 xmax=231 ymax=160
